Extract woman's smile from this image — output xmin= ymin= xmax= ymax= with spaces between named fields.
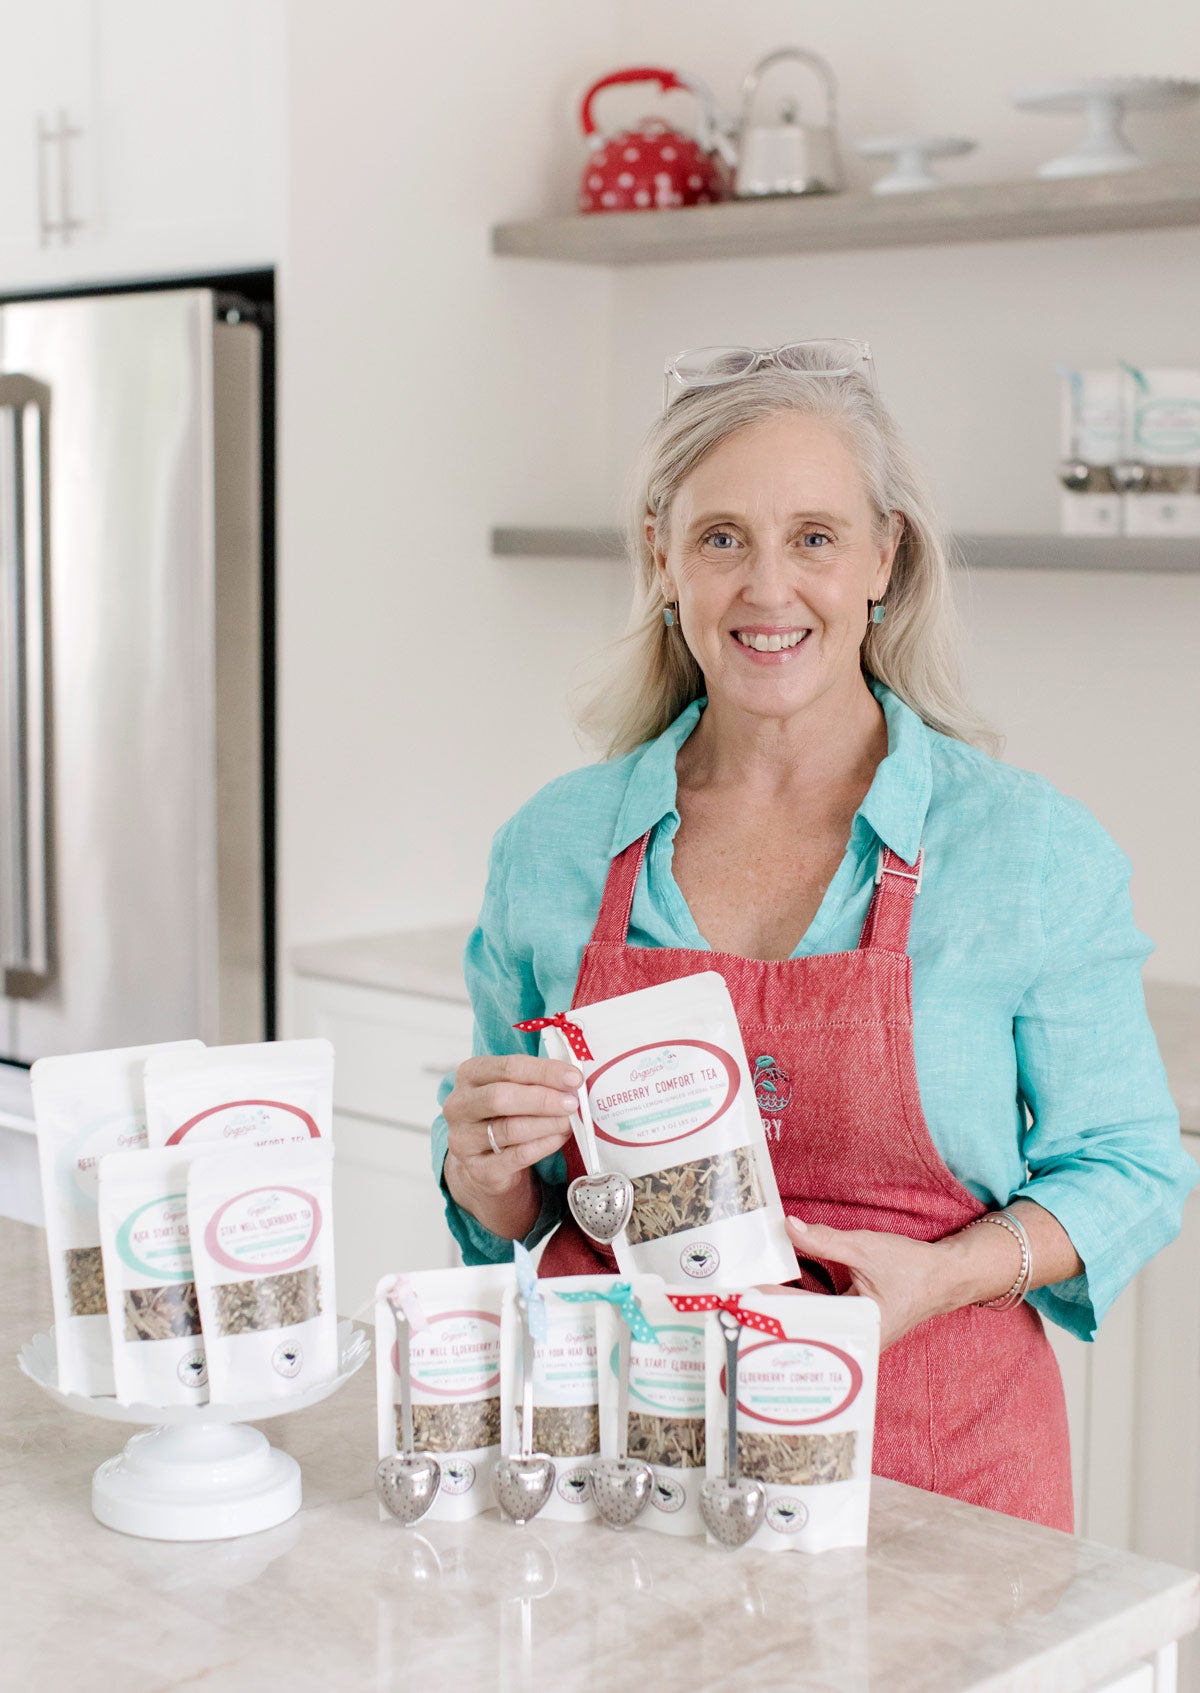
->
xmin=730 ymin=624 xmax=813 ymax=662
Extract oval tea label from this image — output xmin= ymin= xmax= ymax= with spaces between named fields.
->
xmin=732 ymin=1339 xmax=863 ymax=1427
xmin=61 ymin=1111 xmax=148 ymax=1205
xmin=166 ymin=1098 xmax=320 ymax=1147
xmin=587 ymin=1041 xmax=740 ymax=1147
xmin=626 ymin=1322 xmax=705 ymax=1415
xmin=116 ymin=1192 xmax=192 ymax=1281
xmin=404 ymin=1310 xmax=502 ymax=1397
xmin=203 ymin=1185 xmax=322 ymax=1274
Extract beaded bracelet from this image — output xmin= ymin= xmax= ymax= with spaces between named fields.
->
xmin=970 ymin=1209 xmax=1032 ymax=1311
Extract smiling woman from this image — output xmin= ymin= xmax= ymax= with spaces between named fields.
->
xmin=433 ymin=339 xmax=1197 ymax=1534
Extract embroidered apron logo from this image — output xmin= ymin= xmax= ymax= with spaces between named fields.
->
xmin=753 ymin=1055 xmax=792 ymax=1112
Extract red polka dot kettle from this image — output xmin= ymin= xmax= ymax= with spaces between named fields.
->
xmin=578 ymin=66 xmax=736 ymax=214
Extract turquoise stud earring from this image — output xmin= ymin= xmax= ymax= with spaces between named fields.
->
xmin=868 ymin=599 xmax=887 ymax=625
xmin=662 ymin=603 xmax=677 ymax=627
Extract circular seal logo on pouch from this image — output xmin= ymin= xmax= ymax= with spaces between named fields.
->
xmin=651 ymin=1476 xmax=686 ymax=1514
xmin=766 ymin=1498 xmax=808 ymax=1535
xmin=557 ymin=1468 xmax=591 ymax=1505
xmin=441 ymin=1460 xmax=475 ymax=1496
xmin=177 ymin=1351 xmax=208 ymax=1389
xmin=680 ymin=1242 xmax=720 ymax=1279
xmin=753 ymin=1055 xmax=792 ymax=1113
xmin=273 ymin=1340 xmax=303 ymax=1379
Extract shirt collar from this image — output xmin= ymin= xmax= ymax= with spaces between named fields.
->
xmin=608 ymin=677 xmax=932 ymax=866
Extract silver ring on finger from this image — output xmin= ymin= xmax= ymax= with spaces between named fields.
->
xmin=486 ymin=1122 xmax=503 ymax=1156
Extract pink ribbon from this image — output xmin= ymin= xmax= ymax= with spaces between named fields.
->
xmin=513 ymin=1012 xmax=594 ymax=1063
xmin=385 ymin=1274 xmax=429 ymax=1333
xmin=665 ymin=1291 xmax=787 ymax=1341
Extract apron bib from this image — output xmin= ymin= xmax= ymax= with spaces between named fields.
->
xmin=537 ymin=832 xmax=1074 ymax=1531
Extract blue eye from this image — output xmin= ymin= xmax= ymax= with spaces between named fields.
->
xmin=802 ymin=532 xmax=830 ymax=547
xmin=703 ymin=531 xmax=736 ymax=549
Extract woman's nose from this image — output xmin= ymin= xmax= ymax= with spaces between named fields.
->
xmin=741 ymin=536 xmax=795 ymax=603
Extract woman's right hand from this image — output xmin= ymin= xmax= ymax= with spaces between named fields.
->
xmin=442 ymin=1053 xmax=582 ymax=1240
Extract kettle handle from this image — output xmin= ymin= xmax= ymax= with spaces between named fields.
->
xmin=738 ymin=47 xmax=839 ymax=127
xmin=579 ymin=65 xmax=693 ymax=142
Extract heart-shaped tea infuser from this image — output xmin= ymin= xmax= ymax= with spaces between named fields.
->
xmin=493 ymin=1294 xmax=555 ymax=1526
xmin=588 ymin=1317 xmax=653 ymax=1529
xmin=375 ymin=1294 xmax=442 ymax=1527
xmin=700 ymin=1309 xmax=766 ymax=1550
xmin=568 ymin=1172 xmax=634 ymax=1245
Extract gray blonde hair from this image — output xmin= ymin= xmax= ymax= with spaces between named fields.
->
xmin=578 ymin=357 xmax=1000 ymax=759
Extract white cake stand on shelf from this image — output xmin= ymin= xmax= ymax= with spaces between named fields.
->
xmin=18 ymin=1320 xmax=370 ymax=1542
xmin=1012 ymin=77 xmax=1200 ymax=178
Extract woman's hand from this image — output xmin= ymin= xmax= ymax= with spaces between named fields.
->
xmin=442 ymin=1054 xmax=582 ymax=1241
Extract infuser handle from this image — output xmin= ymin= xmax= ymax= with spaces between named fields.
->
xmin=738 ymin=46 xmax=839 ymax=129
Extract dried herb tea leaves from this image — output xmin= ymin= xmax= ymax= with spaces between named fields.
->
xmin=403 ymin=1397 xmax=502 ymax=1454
xmin=212 ymin=1265 xmax=322 ymax=1336
xmin=735 ymin=1429 xmax=857 ymax=1487
xmin=64 ymin=1246 xmax=107 ymax=1316
xmin=123 ymin=1281 xmax=202 ymax=1342
xmin=627 ymin=1410 xmax=707 ymax=1469
xmin=625 ymin=1146 xmax=764 ymax=1246
xmin=512 ymin=1403 xmax=600 ymax=1458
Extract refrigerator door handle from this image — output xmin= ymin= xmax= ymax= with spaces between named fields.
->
xmin=0 ymin=375 xmax=53 ymax=998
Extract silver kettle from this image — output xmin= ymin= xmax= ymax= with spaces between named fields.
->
xmin=734 ymin=47 xmax=844 ymax=198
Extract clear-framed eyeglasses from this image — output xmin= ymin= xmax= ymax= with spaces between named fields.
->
xmin=663 ymin=337 xmax=874 ymax=410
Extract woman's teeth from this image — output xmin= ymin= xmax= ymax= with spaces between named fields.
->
xmin=735 ymin=630 xmax=809 ymax=652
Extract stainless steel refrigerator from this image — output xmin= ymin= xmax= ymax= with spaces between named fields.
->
xmin=0 ymin=285 xmax=269 ymax=1079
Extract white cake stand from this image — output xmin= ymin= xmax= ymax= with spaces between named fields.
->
xmin=855 ymin=135 xmax=977 ymax=194
xmin=1012 ymin=77 xmax=1200 ymax=178
xmin=18 ymin=1321 xmax=369 ymax=1542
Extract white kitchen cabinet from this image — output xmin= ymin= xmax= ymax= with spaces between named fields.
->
xmin=0 ymin=0 xmax=284 ymax=294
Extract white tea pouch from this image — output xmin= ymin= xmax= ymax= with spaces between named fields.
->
xmin=536 ymin=972 xmax=795 ymax=1286
xmin=597 ymin=1274 xmax=707 ymax=1536
xmin=188 ymin=1139 xmax=338 ymax=1404
xmin=374 ymin=1264 xmax=510 ymax=1521
xmin=31 ymin=1039 xmax=204 ymax=1397
xmin=97 ymin=1146 xmax=211 ymax=1407
xmin=144 ymin=1038 xmax=334 ymax=1150
xmin=702 ymin=1290 xmax=880 ymax=1553
xmin=500 ymin=1253 xmax=613 ymax=1521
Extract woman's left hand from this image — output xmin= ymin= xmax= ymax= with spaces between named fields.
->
xmin=784 ymin=1216 xmax=956 ymax=1350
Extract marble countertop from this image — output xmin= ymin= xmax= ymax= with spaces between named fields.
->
xmin=4 ymin=1216 xmax=1197 ymax=1693
xmin=291 ymin=926 xmax=1200 ymax=1134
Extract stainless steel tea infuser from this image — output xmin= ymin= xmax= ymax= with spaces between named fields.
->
xmin=699 ymin=1309 xmax=767 ymax=1549
xmin=567 ymin=1172 xmax=634 ymax=1244
xmin=493 ymin=1292 xmax=556 ymax=1526
xmin=374 ymin=1296 xmax=442 ymax=1527
xmin=588 ymin=1318 xmax=654 ymax=1530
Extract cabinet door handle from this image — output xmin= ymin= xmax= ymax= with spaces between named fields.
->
xmin=34 ymin=110 xmax=84 ymax=246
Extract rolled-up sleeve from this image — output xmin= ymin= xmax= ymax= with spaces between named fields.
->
xmin=430 ymin=821 xmax=567 ymax=1265
xmin=1011 ymin=790 xmax=1198 ymax=1340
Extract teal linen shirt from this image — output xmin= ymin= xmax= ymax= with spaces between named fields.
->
xmin=431 ymin=677 xmax=1197 ymax=1341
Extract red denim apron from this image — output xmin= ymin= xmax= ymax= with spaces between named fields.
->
xmin=537 ymin=831 xmax=1074 ymax=1531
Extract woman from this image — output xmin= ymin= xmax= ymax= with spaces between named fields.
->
xmin=432 ymin=339 xmax=1196 ymax=1530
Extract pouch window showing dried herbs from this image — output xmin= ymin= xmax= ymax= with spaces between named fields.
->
xmin=188 ymin=1139 xmax=338 ymax=1405
xmin=541 ymin=972 xmax=794 ymax=1285
xmin=704 ymin=1291 xmax=881 ymax=1554
xmin=375 ymin=1264 xmax=511 ymax=1522
xmin=500 ymin=1274 xmax=610 ymax=1521
xmin=144 ymin=1038 xmax=334 ymax=1152
xmin=97 ymin=1146 xmax=210 ymax=1407
xmin=31 ymin=1040 xmax=205 ymax=1398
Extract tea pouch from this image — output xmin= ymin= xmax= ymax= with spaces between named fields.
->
xmin=144 ymin=1038 xmax=334 ymax=1150
xmin=188 ymin=1139 xmax=338 ymax=1404
xmin=538 ymin=971 xmax=795 ymax=1286
xmin=703 ymin=1290 xmax=880 ymax=1553
xmin=374 ymin=1264 xmax=510 ymax=1521
xmin=500 ymin=1268 xmax=616 ymax=1521
xmin=31 ymin=1040 xmax=205 ymax=1397
xmin=595 ymin=1275 xmax=707 ymax=1536
xmin=97 ymin=1146 xmax=212 ymax=1407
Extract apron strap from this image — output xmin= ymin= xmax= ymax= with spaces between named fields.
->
xmin=858 ymin=845 xmax=924 ymax=953
xmin=588 ymin=831 xmax=652 ymax=946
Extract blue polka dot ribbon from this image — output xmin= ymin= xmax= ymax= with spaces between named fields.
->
xmin=556 ymin=1280 xmax=657 ymax=1344
xmin=513 ymin=1241 xmax=548 ymax=1342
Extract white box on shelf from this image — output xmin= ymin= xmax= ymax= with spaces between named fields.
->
xmin=1060 ymin=368 xmax=1123 ymax=537
xmin=1121 ymin=366 xmax=1200 ymax=538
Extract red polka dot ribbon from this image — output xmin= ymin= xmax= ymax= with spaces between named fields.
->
xmin=665 ymin=1291 xmax=787 ymax=1340
xmin=513 ymin=1012 xmax=593 ymax=1063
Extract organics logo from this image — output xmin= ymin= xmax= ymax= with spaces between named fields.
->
xmin=441 ymin=1460 xmax=475 ymax=1495
xmin=629 ymin=1051 xmax=680 ymax=1086
xmin=651 ymin=1476 xmax=686 ymax=1514
xmin=753 ymin=1055 xmax=792 ymax=1113
xmin=766 ymin=1498 xmax=808 ymax=1535
xmin=557 ymin=1469 xmax=591 ymax=1504
xmin=177 ymin=1351 xmax=208 ymax=1389
xmin=680 ymin=1241 xmax=720 ymax=1279
xmin=588 ymin=1040 xmax=740 ymax=1148
xmin=273 ymin=1340 xmax=303 ymax=1379
xmin=166 ymin=1098 xmax=321 ymax=1147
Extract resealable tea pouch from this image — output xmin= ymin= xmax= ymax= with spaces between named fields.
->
xmin=188 ymin=1139 xmax=338 ymax=1403
xmin=597 ymin=1275 xmax=707 ymax=1536
xmin=374 ymin=1264 xmax=510 ymax=1521
xmin=144 ymin=1038 xmax=334 ymax=1150
xmin=703 ymin=1290 xmax=880 ymax=1553
xmin=500 ymin=1273 xmax=614 ymax=1521
xmin=542 ymin=971 xmax=795 ymax=1286
xmin=31 ymin=1039 xmax=205 ymax=1397
xmin=97 ymin=1146 xmax=211 ymax=1407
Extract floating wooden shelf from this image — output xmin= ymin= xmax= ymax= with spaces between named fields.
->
xmin=491 ymin=527 xmax=1200 ymax=573
xmin=491 ymin=163 xmax=1200 ymax=265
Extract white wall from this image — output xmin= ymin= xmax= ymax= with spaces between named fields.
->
xmin=280 ymin=0 xmax=1200 ymax=1015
